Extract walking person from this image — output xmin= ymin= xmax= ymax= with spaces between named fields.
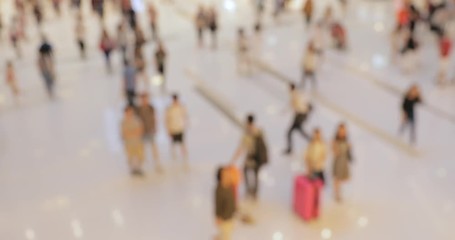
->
xmin=154 ymin=41 xmax=167 ymax=92
xmin=231 ymin=114 xmax=268 ymax=201
xmin=123 ymin=60 xmax=137 ymax=106
xmin=38 ymin=36 xmax=56 ymax=99
xmin=9 ymin=17 xmax=22 ymax=58
xmin=284 ymin=83 xmax=311 ymax=155
xmin=121 ymin=105 xmax=145 ymax=176
xmin=305 ymin=128 xmax=327 ymax=184
xmin=207 ymin=6 xmax=218 ymax=49
xmin=237 ymin=28 xmax=252 ymax=75
xmin=117 ymin=21 xmax=128 ymax=63
xmin=401 ymin=30 xmax=419 ymax=73
xmin=148 ymin=2 xmax=159 ymax=41
xmin=214 ymin=167 xmax=236 ymax=240
xmin=5 ymin=61 xmax=20 ymax=100
xmin=136 ymin=93 xmax=163 ymax=173
xmin=332 ymin=123 xmax=353 ymax=202
xmin=437 ymin=31 xmax=451 ymax=85
xmin=399 ymin=84 xmax=422 ymax=145
xmin=301 ymin=41 xmax=318 ymax=89
xmin=99 ymin=29 xmax=115 ymax=72
xmin=165 ymin=94 xmax=189 ymax=164
xmin=195 ymin=5 xmax=206 ymax=47
xmin=302 ymin=0 xmax=314 ymax=26
xmin=75 ymin=13 xmax=86 ymax=59
xmin=32 ymin=1 xmax=44 ymax=27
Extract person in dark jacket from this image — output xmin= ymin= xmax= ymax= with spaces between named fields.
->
xmin=215 ymin=167 xmax=236 ymax=240
xmin=399 ymin=84 xmax=422 ymax=144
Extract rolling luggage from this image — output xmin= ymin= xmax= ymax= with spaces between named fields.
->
xmin=293 ymin=175 xmax=323 ymax=221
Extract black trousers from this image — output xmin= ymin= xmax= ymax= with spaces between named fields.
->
xmin=244 ymin=161 xmax=261 ymax=199
xmin=400 ymin=116 xmax=416 ymax=144
xmin=126 ymin=90 xmax=136 ymax=106
xmin=286 ymin=113 xmax=310 ymax=152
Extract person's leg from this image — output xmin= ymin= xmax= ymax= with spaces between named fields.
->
xmin=410 ymin=118 xmax=416 ymax=144
xmin=243 ymin=164 xmax=253 ymax=197
xmin=252 ymin=164 xmax=260 ymax=199
xmin=179 ymin=133 xmax=189 ymax=165
xmin=333 ymin=178 xmax=341 ymax=202
xmin=295 ymin=114 xmax=310 ymax=140
xmin=218 ymin=220 xmax=234 ymax=240
xmin=285 ymin=115 xmax=299 ymax=153
xmin=151 ymin=140 xmax=162 ymax=172
xmin=137 ymin=143 xmax=145 ymax=173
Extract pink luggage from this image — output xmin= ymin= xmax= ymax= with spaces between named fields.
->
xmin=293 ymin=175 xmax=323 ymax=221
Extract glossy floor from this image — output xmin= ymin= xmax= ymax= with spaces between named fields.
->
xmin=0 ymin=0 xmax=454 ymax=239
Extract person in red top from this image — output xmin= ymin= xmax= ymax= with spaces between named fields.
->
xmin=438 ymin=32 xmax=452 ymax=85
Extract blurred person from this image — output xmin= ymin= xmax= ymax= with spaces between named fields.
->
xmin=437 ymin=31 xmax=451 ymax=85
xmin=99 ymin=28 xmax=115 ymax=72
xmin=9 ymin=17 xmax=22 ymax=58
xmin=273 ymin=0 xmax=285 ymax=20
xmin=123 ymin=60 xmax=137 ymax=106
xmin=302 ymin=0 xmax=313 ymax=26
xmin=332 ymin=123 xmax=353 ymax=202
xmin=75 ymin=13 xmax=86 ymax=59
xmin=32 ymin=0 xmax=44 ymax=27
xmin=331 ymin=22 xmax=347 ymax=50
xmin=339 ymin=0 xmax=348 ymax=13
xmin=305 ymin=128 xmax=327 ymax=184
xmin=52 ymin=0 xmax=62 ymax=16
xmin=134 ymin=26 xmax=146 ymax=54
xmin=121 ymin=105 xmax=145 ymax=176
xmin=207 ymin=6 xmax=218 ymax=49
xmin=136 ymin=93 xmax=162 ymax=173
xmin=255 ymin=0 xmax=265 ymax=20
xmin=400 ymin=31 xmax=419 ymax=73
xmin=71 ymin=0 xmax=82 ymax=10
xmin=165 ymin=94 xmax=189 ymax=164
xmin=231 ymin=114 xmax=268 ymax=201
xmin=195 ymin=5 xmax=206 ymax=47
xmin=154 ymin=41 xmax=167 ymax=91
xmin=38 ymin=35 xmax=56 ymax=99
xmin=284 ymin=83 xmax=311 ymax=155
xmin=92 ymin=0 xmax=105 ymax=19
xmin=237 ymin=28 xmax=252 ymax=75
xmin=399 ymin=84 xmax=422 ymax=144
xmin=215 ymin=167 xmax=236 ymax=240
xmin=117 ymin=21 xmax=128 ymax=63
xmin=148 ymin=2 xmax=159 ymax=41
xmin=5 ymin=61 xmax=20 ymax=99
xmin=300 ymin=41 xmax=318 ymax=90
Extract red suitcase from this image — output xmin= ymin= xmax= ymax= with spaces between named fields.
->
xmin=293 ymin=175 xmax=323 ymax=221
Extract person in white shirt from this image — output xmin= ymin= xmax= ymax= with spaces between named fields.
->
xmin=305 ymin=128 xmax=327 ymax=184
xmin=284 ymin=83 xmax=311 ymax=155
xmin=301 ymin=41 xmax=318 ymax=89
xmin=166 ymin=94 xmax=189 ymax=163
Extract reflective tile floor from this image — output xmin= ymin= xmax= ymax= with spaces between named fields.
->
xmin=0 ymin=0 xmax=454 ymax=239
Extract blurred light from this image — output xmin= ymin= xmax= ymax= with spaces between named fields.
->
xmin=25 ymin=229 xmax=35 ymax=240
xmin=151 ymin=75 xmax=163 ymax=86
xmin=436 ymin=168 xmax=447 ymax=178
xmin=273 ymin=231 xmax=284 ymax=240
xmin=357 ymin=216 xmax=369 ymax=227
xmin=374 ymin=22 xmax=384 ymax=32
xmin=112 ymin=209 xmax=124 ymax=227
xmin=321 ymin=228 xmax=332 ymax=239
xmin=372 ymin=54 xmax=386 ymax=69
xmin=71 ymin=219 xmax=83 ymax=238
xmin=223 ymin=0 xmax=236 ymax=12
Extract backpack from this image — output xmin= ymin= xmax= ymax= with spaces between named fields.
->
xmin=253 ymin=132 xmax=268 ymax=166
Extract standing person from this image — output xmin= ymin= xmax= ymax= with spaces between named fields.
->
xmin=214 ymin=167 xmax=236 ymax=240
xmin=284 ymin=83 xmax=311 ymax=155
xmin=5 ymin=61 xmax=20 ymax=99
xmin=207 ymin=6 xmax=218 ymax=49
xmin=148 ymin=2 xmax=159 ymax=41
xmin=305 ymin=128 xmax=327 ymax=184
xmin=165 ymin=94 xmax=189 ymax=164
xmin=136 ymin=93 xmax=162 ymax=173
xmin=38 ymin=36 xmax=56 ymax=99
xmin=401 ymin=31 xmax=419 ymax=73
xmin=237 ymin=28 xmax=252 ymax=75
xmin=437 ymin=31 xmax=452 ymax=85
xmin=117 ymin=21 xmax=128 ymax=63
xmin=99 ymin=29 xmax=115 ymax=72
xmin=255 ymin=0 xmax=265 ymax=21
xmin=302 ymin=0 xmax=314 ymax=26
xmin=231 ymin=114 xmax=268 ymax=201
xmin=75 ymin=13 xmax=86 ymax=59
xmin=123 ymin=60 xmax=137 ymax=106
xmin=121 ymin=105 xmax=145 ymax=176
xmin=32 ymin=0 xmax=44 ymax=27
xmin=154 ymin=41 xmax=167 ymax=91
xmin=9 ymin=17 xmax=22 ymax=58
xmin=332 ymin=123 xmax=353 ymax=202
xmin=195 ymin=5 xmax=206 ymax=48
xmin=301 ymin=41 xmax=318 ymax=89
xmin=399 ymin=84 xmax=422 ymax=144
xmin=71 ymin=0 xmax=82 ymax=10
